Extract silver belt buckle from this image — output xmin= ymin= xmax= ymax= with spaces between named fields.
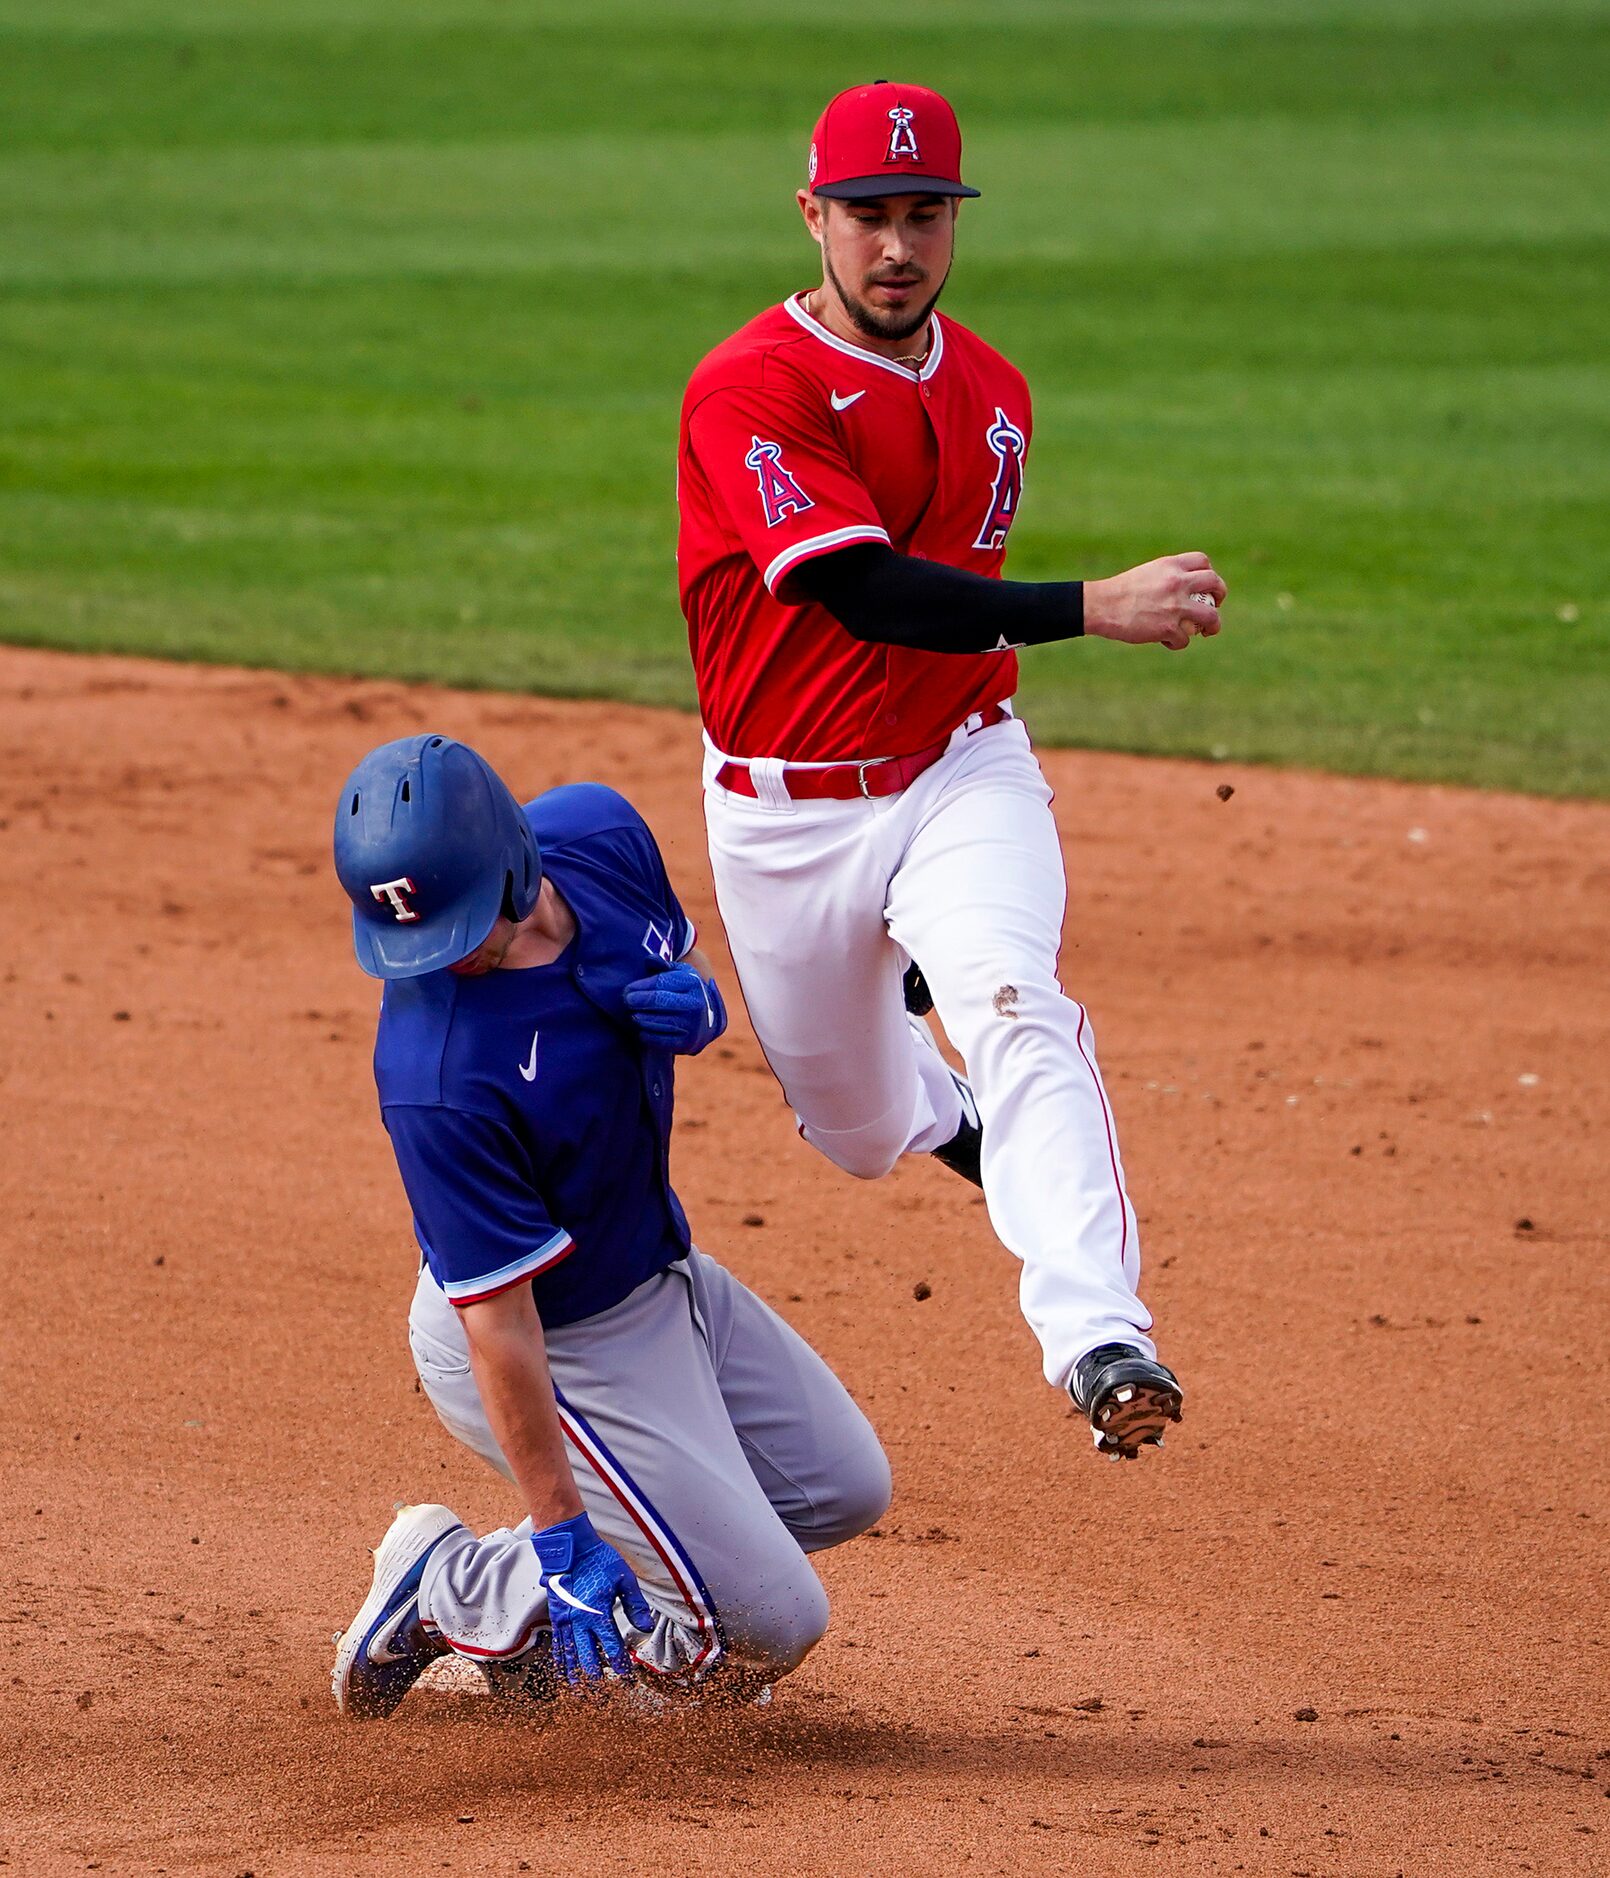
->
xmin=856 ymin=760 xmax=874 ymax=798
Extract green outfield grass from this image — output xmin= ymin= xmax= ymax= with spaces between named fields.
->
xmin=1 ymin=1 xmax=1606 ymax=793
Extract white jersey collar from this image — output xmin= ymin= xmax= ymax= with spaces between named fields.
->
xmin=784 ymin=293 xmax=946 ymax=383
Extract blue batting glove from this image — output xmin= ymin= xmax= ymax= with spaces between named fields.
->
xmin=622 ymin=964 xmax=727 ymax=1056
xmin=531 ymin=1513 xmax=655 ymax=1685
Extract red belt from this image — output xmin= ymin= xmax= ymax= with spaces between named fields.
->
xmin=715 ymin=705 xmax=1009 ymax=801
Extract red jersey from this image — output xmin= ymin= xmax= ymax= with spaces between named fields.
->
xmin=677 ymin=294 xmax=1032 ymax=762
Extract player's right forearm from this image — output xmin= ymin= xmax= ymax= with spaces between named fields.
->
xmin=796 ymin=542 xmax=1225 ymax=657
xmin=459 ymin=1287 xmax=585 ymax=1530
xmin=793 ymin=542 xmax=1082 ymax=653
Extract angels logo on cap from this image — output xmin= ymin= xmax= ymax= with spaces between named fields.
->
xmin=885 ymin=105 xmax=920 ymax=164
xmin=806 ymin=80 xmax=980 ymax=202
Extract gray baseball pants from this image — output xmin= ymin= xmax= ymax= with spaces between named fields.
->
xmin=407 ymin=1248 xmax=891 ymax=1679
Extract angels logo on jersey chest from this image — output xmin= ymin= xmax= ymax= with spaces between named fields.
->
xmin=972 ymin=407 xmax=1026 ymax=552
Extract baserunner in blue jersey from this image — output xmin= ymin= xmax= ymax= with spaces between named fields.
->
xmin=328 ymin=735 xmax=890 ymax=1715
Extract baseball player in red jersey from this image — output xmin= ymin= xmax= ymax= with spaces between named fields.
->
xmin=676 ymin=81 xmax=1227 ymax=1458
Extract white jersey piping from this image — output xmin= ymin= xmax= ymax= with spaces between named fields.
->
xmin=763 ymin=524 xmax=891 ymax=596
xmin=782 ymin=294 xmax=946 ymax=384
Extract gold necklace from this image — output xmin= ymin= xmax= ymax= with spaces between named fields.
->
xmin=803 ymin=290 xmax=931 ymax=369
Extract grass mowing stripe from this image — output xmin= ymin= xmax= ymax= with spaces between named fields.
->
xmin=3 ymin=113 xmax=1606 ymax=293
xmin=4 ymin=237 xmax=1603 ymax=380
xmin=10 ymin=0 xmax=1606 ymax=30
xmin=2 ymin=17 xmax=1605 ymax=151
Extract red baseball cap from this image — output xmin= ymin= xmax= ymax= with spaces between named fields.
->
xmin=807 ymin=80 xmax=980 ymax=201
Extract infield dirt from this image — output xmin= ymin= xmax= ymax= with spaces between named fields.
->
xmin=2 ymin=646 xmax=1606 ymax=1876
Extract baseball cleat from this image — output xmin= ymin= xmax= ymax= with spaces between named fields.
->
xmin=1071 ymin=1344 xmax=1183 ymax=1459
xmin=930 ymin=1074 xmax=982 ymax=1188
xmin=331 ymin=1502 xmax=467 ymax=1719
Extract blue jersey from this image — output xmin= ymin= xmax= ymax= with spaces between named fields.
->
xmin=374 ymin=784 xmax=698 ymax=1327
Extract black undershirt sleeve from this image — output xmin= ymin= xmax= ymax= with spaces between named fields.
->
xmin=788 ymin=542 xmax=1083 ymax=654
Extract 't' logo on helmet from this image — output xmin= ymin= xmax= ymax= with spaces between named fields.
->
xmin=371 ymin=876 xmax=420 ymax=922
xmin=885 ymin=105 xmax=920 ymax=164
xmin=744 ymin=437 xmax=815 ymax=529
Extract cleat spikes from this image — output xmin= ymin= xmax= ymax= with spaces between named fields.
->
xmin=1071 ymin=1343 xmax=1184 ymax=1463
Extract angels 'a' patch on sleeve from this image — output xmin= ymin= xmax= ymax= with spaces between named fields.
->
xmin=744 ymin=436 xmax=815 ymax=528
xmin=686 ymin=383 xmax=888 ymax=599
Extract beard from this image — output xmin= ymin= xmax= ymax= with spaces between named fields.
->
xmin=823 ymin=245 xmax=950 ymax=344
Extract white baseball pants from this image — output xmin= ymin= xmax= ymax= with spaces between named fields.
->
xmin=407 ymin=1249 xmax=890 ymax=1678
xmin=702 ymin=711 xmax=1154 ymax=1393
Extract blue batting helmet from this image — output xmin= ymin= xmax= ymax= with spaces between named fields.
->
xmin=333 ymin=734 xmax=542 ymax=979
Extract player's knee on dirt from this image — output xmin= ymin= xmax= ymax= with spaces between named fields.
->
xmin=720 ymin=1565 xmax=832 ymax=1677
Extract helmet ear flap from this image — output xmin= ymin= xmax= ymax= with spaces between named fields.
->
xmin=502 ymin=844 xmax=542 ymax=925
xmin=506 ymin=816 xmax=542 ymax=923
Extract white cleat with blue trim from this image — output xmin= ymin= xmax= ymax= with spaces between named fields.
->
xmin=332 ymin=1502 xmax=467 ymax=1719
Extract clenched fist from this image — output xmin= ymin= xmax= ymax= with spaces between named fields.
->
xmin=1085 ymin=553 xmax=1227 ymax=652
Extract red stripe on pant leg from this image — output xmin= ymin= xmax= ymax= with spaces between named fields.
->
xmin=432 ymin=1469 xmax=718 ymax=1668
xmin=1074 ymin=1003 xmax=1129 ymax=1268
xmin=429 ymin=1619 xmax=545 ymax=1660
xmin=557 ymin=1408 xmax=720 ymax=1671
xmin=431 ymin=1418 xmax=720 ymax=1669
